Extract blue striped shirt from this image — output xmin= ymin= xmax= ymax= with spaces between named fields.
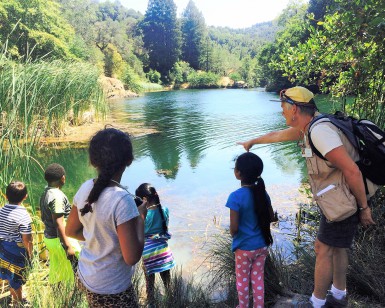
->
xmin=0 ymin=204 xmax=32 ymax=242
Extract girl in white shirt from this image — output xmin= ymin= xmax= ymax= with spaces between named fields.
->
xmin=66 ymin=128 xmax=147 ymax=308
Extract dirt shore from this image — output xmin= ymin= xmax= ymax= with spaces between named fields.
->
xmin=39 ymin=113 xmax=157 ymax=145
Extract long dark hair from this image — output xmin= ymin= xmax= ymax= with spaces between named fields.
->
xmin=80 ymin=128 xmax=134 ymax=216
xmin=135 ymin=183 xmax=168 ymax=233
xmin=235 ymin=152 xmax=273 ymax=246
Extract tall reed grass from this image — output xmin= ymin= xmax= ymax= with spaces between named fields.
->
xmin=0 ymin=56 xmax=106 ymax=210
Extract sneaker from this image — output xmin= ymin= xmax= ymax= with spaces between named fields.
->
xmin=291 ymin=297 xmax=326 ymax=308
xmin=325 ymin=293 xmax=348 ymax=307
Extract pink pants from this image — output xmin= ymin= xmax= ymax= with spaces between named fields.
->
xmin=235 ymin=247 xmax=268 ymax=308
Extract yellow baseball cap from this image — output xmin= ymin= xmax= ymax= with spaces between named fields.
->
xmin=280 ymin=86 xmax=315 ymax=104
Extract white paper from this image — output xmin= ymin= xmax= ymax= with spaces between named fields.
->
xmin=316 ymin=184 xmax=336 ymax=196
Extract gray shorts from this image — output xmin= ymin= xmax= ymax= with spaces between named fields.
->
xmin=317 ymin=212 xmax=359 ymax=248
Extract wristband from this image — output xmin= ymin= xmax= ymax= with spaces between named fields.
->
xmin=359 ymin=207 xmax=369 ymax=211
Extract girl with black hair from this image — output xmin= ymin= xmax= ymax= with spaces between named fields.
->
xmin=65 ymin=128 xmax=147 ymax=308
xmin=135 ymin=183 xmax=175 ymax=306
xmin=226 ymin=152 xmax=274 ymax=308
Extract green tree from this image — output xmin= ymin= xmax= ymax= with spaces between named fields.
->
xmin=140 ymin=0 xmax=181 ymax=78
xmin=278 ymin=0 xmax=385 ymax=126
xmin=181 ymin=0 xmax=206 ymax=70
xmin=0 ymin=0 xmax=76 ymax=60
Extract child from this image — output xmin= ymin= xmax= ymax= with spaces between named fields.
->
xmin=0 ymin=181 xmax=33 ymax=304
xmin=135 ymin=183 xmax=175 ymax=305
xmin=226 ymin=152 xmax=274 ymax=308
xmin=40 ymin=163 xmax=79 ymax=285
xmin=65 ymin=128 xmax=147 ymax=308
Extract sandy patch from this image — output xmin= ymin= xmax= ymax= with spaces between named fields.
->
xmin=40 ymin=113 xmax=158 ymax=145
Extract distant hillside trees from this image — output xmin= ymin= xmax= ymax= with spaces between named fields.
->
xmin=0 ymin=0 xmax=76 ymax=60
xmin=181 ymin=0 xmax=206 ymax=70
xmin=141 ymin=0 xmax=181 ymax=78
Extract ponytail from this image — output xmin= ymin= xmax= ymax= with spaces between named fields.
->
xmin=81 ymin=128 xmax=133 ymax=216
xmin=136 ymin=183 xmax=168 ymax=233
xmin=250 ymin=177 xmax=273 ymax=246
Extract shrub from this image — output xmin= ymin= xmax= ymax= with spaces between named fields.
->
xmin=170 ymin=61 xmax=193 ymax=86
xmin=122 ymin=65 xmax=143 ymax=93
xmin=147 ymin=69 xmax=162 ymax=84
xmin=187 ymin=71 xmax=220 ymax=89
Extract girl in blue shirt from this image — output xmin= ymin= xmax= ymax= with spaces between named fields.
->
xmin=135 ymin=183 xmax=175 ymax=306
xmin=226 ymin=152 xmax=273 ymax=308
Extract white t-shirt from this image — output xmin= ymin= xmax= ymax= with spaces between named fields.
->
xmin=73 ymin=179 xmax=139 ymax=294
xmin=311 ymin=124 xmax=343 ymax=156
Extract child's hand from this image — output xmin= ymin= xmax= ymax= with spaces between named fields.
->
xmin=137 ymin=201 xmax=148 ymax=220
xmin=66 ymin=246 xmax=77 ymax=261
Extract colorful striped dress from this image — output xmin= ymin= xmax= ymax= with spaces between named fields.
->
xmin=142 ymin=207 xmax=175 ymax=275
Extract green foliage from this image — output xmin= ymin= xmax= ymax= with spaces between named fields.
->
xmin=278 ymin=0 xmax=385 ymax=126
xmin=181 ymin=0 xmax=206 ymax=70
xmin=0 ymin=55 xmax=106 ymax=200
xmin=187 ymin=71 xmax=220 ymax=88
xmin=0 ymin=0 xmax=76 ymax=60
xmin=102 ymin=43 xmax=125 ymax=78
xmin=256 ymin=0 xmax=309 ymax=90
xmin=170 ymin=61 xmax=193 ymax=85
xmin=229 ymin=72 xmax=242 ymax=82
xmin=122 ymin=65 xmax=143 ymax=93
xmin=139 ymin=81 xmax=163 ymax=92
xmin=140 ymin=0 xmax=181 ymax=78
xmin=146 ymin=69 xmax=162 ymax=84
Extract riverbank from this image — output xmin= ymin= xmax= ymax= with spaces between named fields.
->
xmin=39 ymin=111 xmax=158 ymax=144
xmin=39 ymin=77 xmax=158 ymax=144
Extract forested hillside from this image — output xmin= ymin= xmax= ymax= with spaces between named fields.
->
xmin=1 ymin=0 xmax=384 ymax=126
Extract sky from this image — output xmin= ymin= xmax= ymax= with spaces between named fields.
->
xmin=119 ymin=0 xmax=292 ymax=29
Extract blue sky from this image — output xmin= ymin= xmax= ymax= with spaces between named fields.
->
xmin=119 ymin=0 xmax=293 ymax=29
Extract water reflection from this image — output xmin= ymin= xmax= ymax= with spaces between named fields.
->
xmin=28 ymin=89 xmax=336 ymax=274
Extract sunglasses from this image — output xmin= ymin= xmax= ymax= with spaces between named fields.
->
xmin=279 ymin=89 xmax=297 ymax=105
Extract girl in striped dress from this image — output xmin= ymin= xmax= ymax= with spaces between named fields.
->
xmin=135 ymin=183 xmax=175 ymax=306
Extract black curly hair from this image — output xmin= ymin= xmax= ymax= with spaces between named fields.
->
xmin=44 ymin=163 xmax=66 ymax=184
xmin=80 ymin=128 xmax=134 ymax=216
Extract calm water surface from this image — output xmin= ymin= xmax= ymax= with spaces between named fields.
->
xmin=32 ymin=89 xmax=335 ymax=276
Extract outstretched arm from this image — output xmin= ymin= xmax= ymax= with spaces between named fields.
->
xmin=237 ymin=127 xmax=301 ymax=151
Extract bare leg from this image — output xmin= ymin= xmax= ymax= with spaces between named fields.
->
xmin=332 ymin=248 xmax=349 ymax=290
xmin=145 ymin=273 xmax=156 ymax=304
xmin=10 ymin=286 xmax=23 ymax=303
xmin=313 ymin=239 xmax=333 ymax=299
xmin=160 ymin=270 xmax=171 ymax=290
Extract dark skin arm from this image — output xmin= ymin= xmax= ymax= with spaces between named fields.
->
xmin=21 ymin=233 xmax=33 ymax=258
xmin=53 ymin=213 xmax=76 ymax=260
xmin=229 ymin=209 xmax=239 ymax=237
xmin=117 ymin=202 xmax=147 ymax=266
xmin=65 ymin=205 xmax=85 ymax=241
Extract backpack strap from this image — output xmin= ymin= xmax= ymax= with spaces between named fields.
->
xmin=308 ymin=114 xmax=329 ymax=160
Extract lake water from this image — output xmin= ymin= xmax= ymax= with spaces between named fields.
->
xmin=32 ymin=88 xmax=335 ymax=277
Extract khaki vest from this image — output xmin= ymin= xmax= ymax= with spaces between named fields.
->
xmin=303 ymin=122 xmax=377 ymax=220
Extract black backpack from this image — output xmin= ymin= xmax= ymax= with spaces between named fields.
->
xmin=308 ymin=111 xmax=385 ymax=186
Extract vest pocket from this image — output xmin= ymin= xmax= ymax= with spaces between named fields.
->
xmin=315 ymin=183 xmax=357 ymax=222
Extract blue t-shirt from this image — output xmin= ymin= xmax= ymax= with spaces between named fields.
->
xmin=145 ymin=206 xmax=169 ymax=235
xmin=225 ymin=187 xmax=269 ymax=252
